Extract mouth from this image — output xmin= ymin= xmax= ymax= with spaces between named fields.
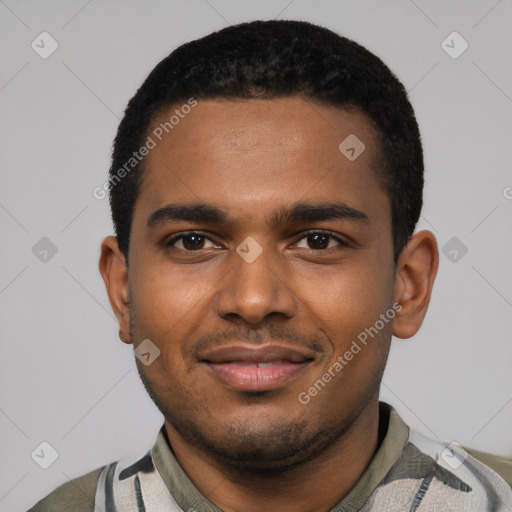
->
xmin=199 ymin=344 xmax=315 ymax=392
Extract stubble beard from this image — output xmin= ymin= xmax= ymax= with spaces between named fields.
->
xmin=130 ymin=312 xmax=389 ymax=476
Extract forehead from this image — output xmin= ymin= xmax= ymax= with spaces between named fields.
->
xmin=135 ymin=97 xmax=389 ymax=230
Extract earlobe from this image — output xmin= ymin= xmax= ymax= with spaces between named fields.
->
xmin=98 ymin=236 xmax=132 ymax=344
xmin=392 ymin=230 xmax=439 ymax=339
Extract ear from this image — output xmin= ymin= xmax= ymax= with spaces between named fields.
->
xmin=99 ymin=236 xmax=132 ymax=344
xmin=392 ymin=230 xmax=439 ymax=339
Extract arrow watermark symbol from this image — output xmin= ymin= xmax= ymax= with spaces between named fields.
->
xmin=236 ymin=236 xmax=263 ymax=263
xmin=441 ymin=442 xmax=469 ymax=469
xmin=442 ymin=236 xmax=468 ymax=263
xmin=338 ymin=134 xmax=366 ymax=161
xmin=32 ymin=237 xmax=58 ymax=263
xmin=31 ymin=441 xmax=59 ymax=469
xmin=441 ymin=31 xmax=469 ymax=59
xmin=134 ymin=339 xmax=161 ymax=366
xmin=31 ymin=32 xmax=59 ymax=59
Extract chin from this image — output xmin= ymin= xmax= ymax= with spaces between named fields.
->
xmin=171 ymin=410 xmax=352 ymax=474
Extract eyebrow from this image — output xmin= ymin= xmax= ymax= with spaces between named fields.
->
xmin=146 ymin=201 xmax=369 ymax=230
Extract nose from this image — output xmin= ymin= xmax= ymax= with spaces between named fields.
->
xmin=214 ymin=240 xmax=297 ymax=326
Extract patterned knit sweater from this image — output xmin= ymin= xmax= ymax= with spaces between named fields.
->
xmin=28 ymin=403 xmax=512 ymax=511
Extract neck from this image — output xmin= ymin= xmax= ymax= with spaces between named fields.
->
xmin=164 ymin=398 xmax=383 ymax=512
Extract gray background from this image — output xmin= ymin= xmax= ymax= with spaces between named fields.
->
xmin=1 ymin=0 xmax=511 ymax=510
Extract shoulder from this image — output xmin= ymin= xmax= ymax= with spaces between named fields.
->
xmin=27 ymin=466 xmax=104 ymax=512
xmin=403 ymin=429 xmax=512 ymax=511
xmin=369 ymin=405 xmax=512 ymax=511
xmin=26 ymin=429 xmax=166 ymax=512
xmin=463 ymin=446 xmax=512 ymax=487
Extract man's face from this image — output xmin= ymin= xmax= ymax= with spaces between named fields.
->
xmin=127 ymin=97 xmax=397 ymax=470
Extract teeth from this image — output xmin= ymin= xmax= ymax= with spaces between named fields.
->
xmin=257 ymin=361 xmax=283 ymax=368
xmin=226 ymin=360 xmax=286 ymax=368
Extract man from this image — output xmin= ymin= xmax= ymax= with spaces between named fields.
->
xmin=29 ymin=19 xmax=512 ymax=512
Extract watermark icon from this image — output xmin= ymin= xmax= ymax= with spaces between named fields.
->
xmin=32 ymin=236 xmax=58 ymax=263
xmin=441 ymin=442 xmax=468 ymax=469
xmin=441 ymin=236 xmax=468 ymax=263
xmin=134 ymin=339 xmax=161 ymax=366
xmin=31 ymin=441 xmax=59 ymax=469
xmin=236 ymin=236 xmax=263 ymax=263
xmin=338 ymin=134 xmax=365 ymax=161
xmin=441 ymin=31 xmax=469 ymax=59
xmin=31 ymin=32 xmax=59 ymax=59
xmin=503 ymin=186 xmax=512 ymax=200
xmin=93 ymin=98 xmax=198 ymax=200
xmin=298 ymin=302 xmax=402 ymax=405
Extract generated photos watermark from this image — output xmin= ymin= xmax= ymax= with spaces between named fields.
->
xmin=298 ymin=302 xmax=402 ymax=405
xmin=93 ymin=97 xmax=198 ymax=200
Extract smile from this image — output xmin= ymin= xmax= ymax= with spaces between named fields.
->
xmin=199 ymin=343 xmax=315 ymax=392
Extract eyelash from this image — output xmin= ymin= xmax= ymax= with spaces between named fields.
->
xmin=165 ymin=230 xmax=349 ymax=252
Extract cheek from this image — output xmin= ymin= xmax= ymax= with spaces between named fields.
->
xmin=299 ymin=258 xmax=394 ymax=342
xmin=296 ymin=263 xmax=395 ymax=400
xmin=128 ymin=264 xmax=214 ymax=378
xmin=300 ymin=267 xmax=394 ymax=400
xmin=131 ymin=261 xmax=207 ymax=327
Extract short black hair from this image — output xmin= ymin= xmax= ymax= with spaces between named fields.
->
xmin=109 ymin=19 xmax=423 ymax=263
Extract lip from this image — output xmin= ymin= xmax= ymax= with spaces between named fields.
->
xmin=199 ymin=343 xmax=315 ymax=392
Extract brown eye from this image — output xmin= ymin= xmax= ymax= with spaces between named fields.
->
xmin=295 ymin=231 xmax=348 ymax=250
xmin=166 ymin=232 xmax=216 ymax=251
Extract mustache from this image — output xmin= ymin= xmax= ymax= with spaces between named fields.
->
xmin=183 ymin=325 xmax=325 ymax=359
xmin=129 ymin=308 xmax=325 ymax=357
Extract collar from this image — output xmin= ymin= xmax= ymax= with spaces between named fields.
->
xmin=151 ymin=402 xmax=410 ymax=511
